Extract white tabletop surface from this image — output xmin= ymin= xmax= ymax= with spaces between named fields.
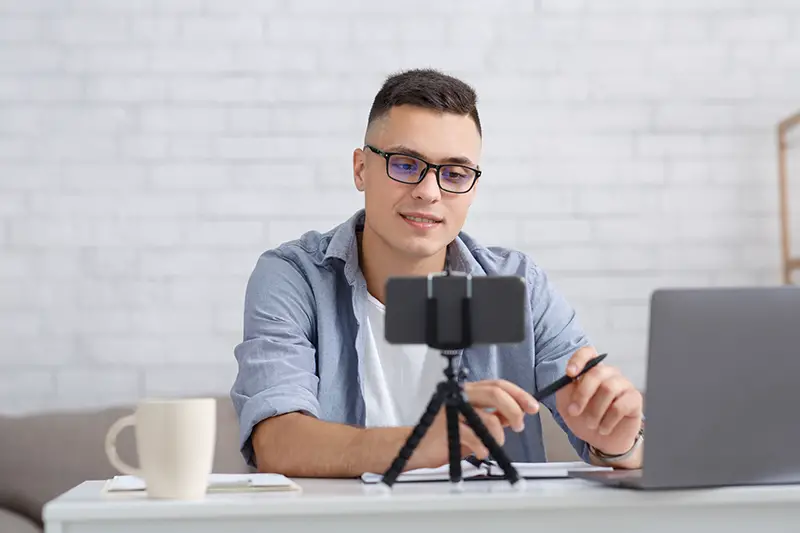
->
xmin=44 ymin=476 xmax=800 ymax=520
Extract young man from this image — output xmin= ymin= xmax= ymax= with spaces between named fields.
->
xmin=231 ymin=69 xmax=644 ymax=477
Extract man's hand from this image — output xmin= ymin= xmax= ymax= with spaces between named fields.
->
xmin=555 ymin=346 xmax=644 ymax=467
xmin=412 ymin=380 xmax=540 ymax=469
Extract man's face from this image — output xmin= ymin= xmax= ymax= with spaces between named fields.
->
xmin=353 ymin=104 xmax=482 ymax=260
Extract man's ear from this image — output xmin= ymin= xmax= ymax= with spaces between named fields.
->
xmin=353 ymin=148 xmax=366 ymax=191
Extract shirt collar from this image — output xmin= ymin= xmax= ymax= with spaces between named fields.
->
xmin=324 ymin=209 xmax=486 ymax=285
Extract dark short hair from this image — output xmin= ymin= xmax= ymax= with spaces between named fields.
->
xmin=367 ymin=68 xmax=482 ymax=136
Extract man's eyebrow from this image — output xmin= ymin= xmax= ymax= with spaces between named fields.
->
xmin=385 ymin=144 xmax=476 ymax=167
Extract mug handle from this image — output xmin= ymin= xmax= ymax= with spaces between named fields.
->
xmin=104 ymin=414 xmax=143 ymax=477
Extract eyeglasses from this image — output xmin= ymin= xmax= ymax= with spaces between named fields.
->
xmin=365 ymin=144 xmax=481 ymax=194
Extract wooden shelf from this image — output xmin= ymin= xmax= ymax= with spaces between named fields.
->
xmin=778 ymin=111 xmax=800 ymax=285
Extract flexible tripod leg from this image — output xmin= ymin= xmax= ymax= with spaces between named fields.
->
xmin=458 ymin=400 xmax=521 ymax=485
xmin=445 ymin=403 xmax=462 ymax=483
xmin=381 ymin=384 xmax=446 ymax=487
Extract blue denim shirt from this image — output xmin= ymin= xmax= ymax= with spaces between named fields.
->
xmin=231 ymin=209 xmax=592 ymax=468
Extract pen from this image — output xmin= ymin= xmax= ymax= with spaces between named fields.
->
xmin=533 ymin=352 xmax=608 ymax=402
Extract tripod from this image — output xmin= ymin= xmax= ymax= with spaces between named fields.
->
xmin=380 ymin=272 xmax=521 ymax=488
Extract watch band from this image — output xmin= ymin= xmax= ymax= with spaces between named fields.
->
xmin=588 ymin=424 xmax=645 ymax=463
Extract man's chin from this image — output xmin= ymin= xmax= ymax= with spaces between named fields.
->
xmin=394 ymin=238 xmax=450 ymax=261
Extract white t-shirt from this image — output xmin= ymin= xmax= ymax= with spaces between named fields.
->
xmin=362 ymin=292 xmax=445 ymax=427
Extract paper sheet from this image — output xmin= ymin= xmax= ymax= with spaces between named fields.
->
xmin=361 ymin=461 xmax=612 ymax=483
xmin=106 ymin=473 xmax=301 ymax=492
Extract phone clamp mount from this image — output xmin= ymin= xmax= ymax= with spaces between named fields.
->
xmin=379 ymin=270 xmax=521 ymax=488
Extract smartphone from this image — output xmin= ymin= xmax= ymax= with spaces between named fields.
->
xmin=384 ymin=274 xmax=527 ymax=346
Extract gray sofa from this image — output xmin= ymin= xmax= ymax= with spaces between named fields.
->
xmin=0 ymin=396 xmax=578 ymax=532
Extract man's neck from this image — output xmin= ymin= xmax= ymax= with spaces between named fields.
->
xmin=358 ymin=227 xmax=447 ymax=305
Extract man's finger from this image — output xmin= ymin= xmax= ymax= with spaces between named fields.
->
xmin=568 ymin=365 xmax=618 ymax=416
xmin=566 ymin=346 xmax=599 ymax=377
xmin=477 ymin=410 xmax=505 ymax=445
xmin=581 ymin=374 xmax=629 ymax=430
xmin=459 ymin=422 xmax=489 ymax=459
xmin=484 ymin=379 xmax=540 ymax=415
xmin=462 ymin=409 xmax=505 ymax=445
xmin=598 ymin=390 xmax=641 ymax=436
xmin=466 ymin=384 xmax=526 ymax=431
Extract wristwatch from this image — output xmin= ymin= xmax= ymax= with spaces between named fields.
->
xmin=588 ymin=422 xmax=645 ymax=463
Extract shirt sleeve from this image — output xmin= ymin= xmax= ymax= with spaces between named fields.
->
xmin=230 ymin=251 xmax=320 ymax=468
xmin=527 ymin=262 xmax=593 ymax=462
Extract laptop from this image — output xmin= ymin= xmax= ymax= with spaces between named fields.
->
xmin=570 ymin=286 xmax=800 ymax=490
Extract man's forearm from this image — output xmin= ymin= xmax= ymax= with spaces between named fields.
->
xmin=251 ymin=413 xmax=418 ymax=478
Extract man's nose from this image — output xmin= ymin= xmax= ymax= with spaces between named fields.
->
xmin=411 ymin=167 xmax=441 ymax=202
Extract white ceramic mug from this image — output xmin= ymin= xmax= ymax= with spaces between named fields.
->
xmin=104 ymin=397 xmax=217 ymax=500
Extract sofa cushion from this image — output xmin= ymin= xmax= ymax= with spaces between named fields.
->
xmin=0 ymin=508 xmax=41 ymax=533
xmin=0 ymin=395 xmax=248 ymax=527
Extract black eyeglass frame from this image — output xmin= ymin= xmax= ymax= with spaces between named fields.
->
xmin=364 ymin=144 xmax=481 ymax=194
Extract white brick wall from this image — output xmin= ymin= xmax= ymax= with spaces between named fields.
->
xmin=1 ymin=0 xmax=798 ymax=414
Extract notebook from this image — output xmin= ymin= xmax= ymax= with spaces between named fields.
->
xmin=105 ymin=473 xmax=302 ymax=493
xmin=361 ymin=460 xmax=613 ymax=484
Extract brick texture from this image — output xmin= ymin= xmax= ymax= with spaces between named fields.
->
xmin=0 ymin=0 xmax=798 ymax=413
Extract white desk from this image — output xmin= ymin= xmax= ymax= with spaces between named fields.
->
xmin=43 ymin=477 xmax=800 ymax=533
